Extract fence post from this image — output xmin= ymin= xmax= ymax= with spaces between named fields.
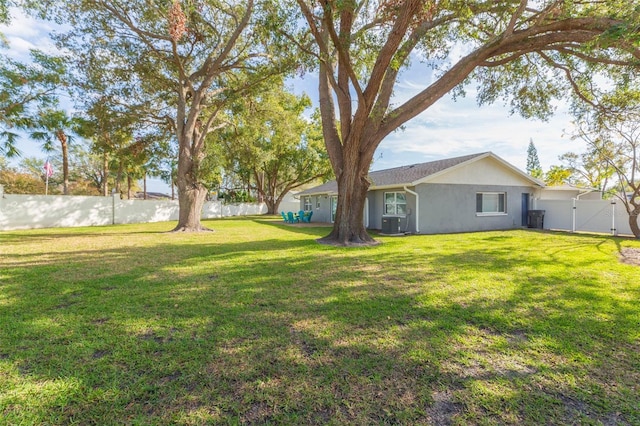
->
xmin=112 ymin=192 xmax=119 ymax=225
xmin=611 ymin=200 xmax=617 ymax=236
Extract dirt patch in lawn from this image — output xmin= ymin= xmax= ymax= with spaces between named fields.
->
xmin=619 ymin=248 xmax=640 ymax=266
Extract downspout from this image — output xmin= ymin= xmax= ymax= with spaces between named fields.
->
xmin=404 ymin=186 xmax=419 ymax=234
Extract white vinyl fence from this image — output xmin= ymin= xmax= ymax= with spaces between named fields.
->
xmin=535 ymin=198 xmax=634 ymax=236
xmin=0 ymin=186 xmax=266 ymax=231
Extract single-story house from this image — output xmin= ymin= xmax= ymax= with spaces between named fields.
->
xmin=298 ymin=152 xmax=554 ymax=235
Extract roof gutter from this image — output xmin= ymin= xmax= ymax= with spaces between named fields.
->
xmin=403 ymin=186 xmax=419 ymax=234
xmin=576 ymin=189 xmax=595 ymax=199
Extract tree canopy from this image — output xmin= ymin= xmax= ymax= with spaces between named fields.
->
xmin=569 ymin=89 xmax=640 ymax=236
xmin=216 ymin=80 xmax=332 ymax=214
xmin=0 ymin=50 xmax=66 ymax=157
xmin=295 ymin=0 xmax=640 ymax=245
xmin=24 ymin=0 xmax=300 ymax=229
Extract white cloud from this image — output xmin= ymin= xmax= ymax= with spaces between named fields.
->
xmin=374 ymin=92 xmax=585 ymax=173
xmin=0 ymin=8 xmax=57 ymax=60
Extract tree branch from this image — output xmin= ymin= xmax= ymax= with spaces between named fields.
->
xmin=504 ymin=0 xmax=528 ymax=38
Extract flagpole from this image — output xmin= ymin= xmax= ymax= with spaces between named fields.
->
xmin=44 ymin=158 xmax=50 ymax=195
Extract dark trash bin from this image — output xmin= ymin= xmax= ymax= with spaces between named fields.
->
xmin=527 ymin=210 xmax=545 ymax=229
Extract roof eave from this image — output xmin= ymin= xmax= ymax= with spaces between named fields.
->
xmin=369 ymin=183 xmax=413 ymax=191
xmin=298 ymin=190 xmax=338 ymax=196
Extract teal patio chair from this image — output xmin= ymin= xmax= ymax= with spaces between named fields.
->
xmin=287 ymin=211 xmax=297 ymax=223
xmin=281 ymin=211 xmax=288 ymax=222
xmin=300 ymin=210 xmax=313 ymax=223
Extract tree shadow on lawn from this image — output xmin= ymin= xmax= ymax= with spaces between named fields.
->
xmin=1 ymin=228 xmax=639 ymax=424
xmin=252 ymin=216 xmax=337 ymax=238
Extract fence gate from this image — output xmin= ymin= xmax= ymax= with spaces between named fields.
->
xmin=536 ymin=199 xmax=634 ymax=236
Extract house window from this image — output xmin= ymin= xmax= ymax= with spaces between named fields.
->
xmin=303 ymin=196 xmax=312 ymax=211
xmin=316 ymin=196 xmax=321 ymax=209
xmin=476 ymin=192 xmax=506 ymax=215
xmin=384 ymin=192 xmax=407 ymax=216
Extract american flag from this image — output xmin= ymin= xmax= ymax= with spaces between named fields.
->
xmin=43 ymin=160 xmax=54 ymax=178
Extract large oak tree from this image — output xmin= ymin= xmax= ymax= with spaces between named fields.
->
xmin=26 ymin=0 xmax=297 ymax=231
xmin=295 ymin=0 xmax=640 ymax=245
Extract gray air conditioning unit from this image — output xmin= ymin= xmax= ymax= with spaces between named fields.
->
xmin=381 ymin=216 xmax=402 ymax=234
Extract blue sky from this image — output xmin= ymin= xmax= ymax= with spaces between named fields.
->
xmin=2 ymin=9 xmax=587 ymax=193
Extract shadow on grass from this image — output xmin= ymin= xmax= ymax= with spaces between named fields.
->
xmin=1 ymin=226 xmax=639 ymax=424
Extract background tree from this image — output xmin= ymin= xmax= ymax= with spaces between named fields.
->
xmin=557 ymin=147 xmax=617 ymax=195
xmin=74 ymin=98 xmax=133 ymax=196
xmin=68 ymin=142 xmax=109 ymax=196
xmin=217 ymin=82 xmax=332 ymax=214
xmin=0 ymin=156 xmax=47 ymax=194
xmin=526 ymin=139 xmax=543 ymax=179
xmin=295 ymin=0 xmax=640 ymax=245
xmin=29 ymin=108 xmax=82 ymax=195
xmin=0 ymin=51 xmax=65 ymax=157
xmin=544 ymin=165 xmax=572 ymax=186
xmin=572 ymin=104 xmax=640 ymax=237
xmin=27 ymin=0 xmax=298 ymax=231
xmin=137 ymin=132 xmax=175 ymax=199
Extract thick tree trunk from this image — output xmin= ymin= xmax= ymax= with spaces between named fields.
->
xmin=265 ymin=200 xmax=277 ymax=215
xmin=171 ymin=138 xmax=210 ymax=232
xmin=318 ymin=152 xmax=377 ymax=246
xmin=266 ymin=192 xmax=287 ymax=215
xmin=629 ymin=210 xmax=640 ymax=238
xmin=173 ymin=183 xmax=209 ymax=231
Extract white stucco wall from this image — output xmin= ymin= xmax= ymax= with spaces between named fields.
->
xmin=0 ymin=187 xmax=266 ymax=231
xmin=426 ymin=156 xmax=534 ymax=187
xmin=0 ymin=194 xmax=114 ymax=230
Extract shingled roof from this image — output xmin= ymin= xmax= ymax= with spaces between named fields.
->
xmin=299 ymin=152 xmax=490 ymax=196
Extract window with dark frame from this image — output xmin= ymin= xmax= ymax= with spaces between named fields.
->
xmin=476 ymin=192 xmax=506 ymax=214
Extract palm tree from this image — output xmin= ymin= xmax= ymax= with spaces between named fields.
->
xmin=30 ymin=109 xmax=80 ymax=195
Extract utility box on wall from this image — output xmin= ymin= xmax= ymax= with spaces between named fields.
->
xmin=381 ymin=216 xmax=402 ymax=234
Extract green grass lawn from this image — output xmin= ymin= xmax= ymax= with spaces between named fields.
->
xmin=1 ymin=217 xmax=639 ymax=425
